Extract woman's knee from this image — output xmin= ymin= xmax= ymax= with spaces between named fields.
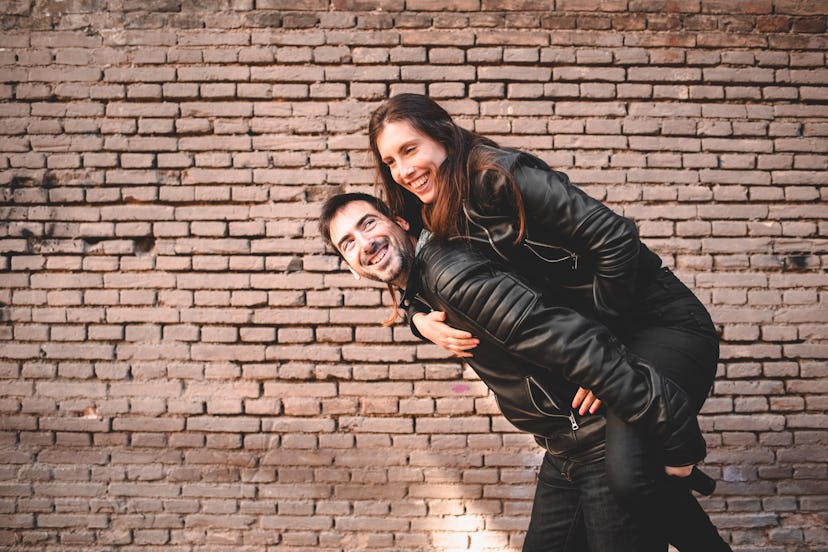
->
xmin=605 ymin=411 xmax=661 ymax=505
xmin=606 ymin=459 xmax=657 ymax=505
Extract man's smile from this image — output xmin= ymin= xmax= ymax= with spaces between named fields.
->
xmin=365 ymin=243 xmax=389 ymax=267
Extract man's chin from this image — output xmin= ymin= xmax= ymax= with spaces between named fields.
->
xmin=374 ymin=265 xmax=404 ymax=286
xmin=373 ymin=269 xmax=400 ymax=285
xmin=363 ymin=254 xmax=409 ymax=286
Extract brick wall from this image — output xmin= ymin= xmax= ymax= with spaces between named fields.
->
xmin=1 ymin=1 xmax=827 ymax=550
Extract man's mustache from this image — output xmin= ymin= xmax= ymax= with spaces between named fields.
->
xmin=360 ymin=239 xmax=386 ymax=267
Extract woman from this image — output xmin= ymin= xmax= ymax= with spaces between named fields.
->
xmin=367 ymin=94 xmax=730 ymax=551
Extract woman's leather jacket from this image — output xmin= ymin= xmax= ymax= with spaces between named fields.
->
xmin=463 ymin=145 xmax=663 ymax=322
xmin=402 ymin=238 xmax=707 ymax=467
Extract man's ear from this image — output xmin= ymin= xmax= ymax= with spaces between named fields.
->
xmin=394 ymin=216 xmax=410 ymax=231
xmin=348 ymin=265 xmax=361 ymax=280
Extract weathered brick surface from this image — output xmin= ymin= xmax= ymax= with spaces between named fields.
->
xmin=0 ymin=1 xmax=826 ymax=550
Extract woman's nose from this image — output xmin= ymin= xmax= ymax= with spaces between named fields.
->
xmin=395 ymin=160 xmax=413 ymax=181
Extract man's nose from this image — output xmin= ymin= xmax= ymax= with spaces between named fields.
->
xmin=356 ymin=233 xmax=375 ymax=251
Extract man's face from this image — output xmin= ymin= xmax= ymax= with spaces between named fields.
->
xmin=328 ymin=200 xmax=415 ymax=288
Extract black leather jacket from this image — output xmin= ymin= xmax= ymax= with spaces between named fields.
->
xmin=462 ymin=145 xmax=663 ymax=322
xmin=402 ymin=239 xmax=706 ymax=466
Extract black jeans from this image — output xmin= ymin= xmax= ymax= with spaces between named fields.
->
xmin=523 ymin=453 xmax=650 ymax=552
xmin=607 ymin=267 xmax=731 ymax=551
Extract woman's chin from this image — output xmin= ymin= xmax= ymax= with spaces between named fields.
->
xmin=415 ymin=189 xmax=436 ymax=204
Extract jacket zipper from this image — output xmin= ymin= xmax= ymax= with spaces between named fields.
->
xmin=522 ymin=238 xmax=579 ymax=270
xmin=413 ymin=293 xmax=433 ymax=311
xmin=527 ymin=377 xmax=580 ymax=431
xmin=462 ymin=204 xmax=510 ymax=261
xmin=461 ymin=204 xmax=579 ymax=271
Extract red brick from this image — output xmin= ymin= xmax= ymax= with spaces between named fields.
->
xmin=103 ymin=67 xmax=175 ymax=83
xmin=1 ymin=6 xmax=826 ymax=545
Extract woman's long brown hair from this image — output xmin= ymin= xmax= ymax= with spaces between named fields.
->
xmin=368 ymin=94 xmax=526 ymax=244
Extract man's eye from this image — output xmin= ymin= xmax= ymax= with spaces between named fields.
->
xmin=364 ymin=219 xmax=376 ymax=229
xmin=342 ymin=240 xmax=353 ymax=251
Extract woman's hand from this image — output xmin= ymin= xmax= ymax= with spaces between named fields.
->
xmin=571 ymin=387 xmax=602 ymax=415
xmin=412 ymin=311 xmax=479 ymax=358
xmin=665 ymin=465 xmax=694 ymax=478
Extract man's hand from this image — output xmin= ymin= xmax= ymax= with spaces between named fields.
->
xmin=665 ymin=465 xmax=694 ymax=478
xmin=571 ymin=387 xmax=602 ymax=415
xmin=412 ymin=311 xmax=479 ymax=358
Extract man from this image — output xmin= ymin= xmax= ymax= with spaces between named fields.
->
xmin=319 ymin=192 xmax=725 ymax=552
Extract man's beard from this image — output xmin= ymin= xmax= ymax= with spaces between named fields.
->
xmin=387 ymin=247 xmax=414 ymax=288
xmin=365 ymin=239 xmax=414 ymax=288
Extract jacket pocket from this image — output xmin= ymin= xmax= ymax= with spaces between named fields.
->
xmin=522 ymin=238 xmax=579 ymax=269
xmin=526 ymin=377 xmax=580 ymax=432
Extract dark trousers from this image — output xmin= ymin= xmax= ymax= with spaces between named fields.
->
xmin=523 ymin=453 xmax=648 ymax=552
xmin=606 ymin=267 xmax=732 ymax=551
xmin=524 ymin=268 xmax=731 ymax=551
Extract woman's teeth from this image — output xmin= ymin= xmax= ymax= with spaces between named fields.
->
xmin=411 ymin=174 xmax=428 ymax=190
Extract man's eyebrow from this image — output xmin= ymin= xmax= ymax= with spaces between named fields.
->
xmin=335 ymin=213 xmax=372 ymax=250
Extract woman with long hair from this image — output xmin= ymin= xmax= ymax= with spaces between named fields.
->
xmin=367 ymin=93 xmax=731 ymax=551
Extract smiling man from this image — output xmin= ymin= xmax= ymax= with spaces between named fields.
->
xmin=319 ymin=192 xmax=730 ymax=552
xmin=326 ymin=197 xmax=415 ymax=288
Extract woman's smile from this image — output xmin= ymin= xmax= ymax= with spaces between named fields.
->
xmin=409 ymin=173 xmax=429 ymax=190
xmin=376 ymin=120 xmax=447 ymax=205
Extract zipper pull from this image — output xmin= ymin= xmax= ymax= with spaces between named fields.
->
xmin=569 ymin=412 xmax=579 ymax=431
xmin=571 ymin=254 xmax=578 ymax=270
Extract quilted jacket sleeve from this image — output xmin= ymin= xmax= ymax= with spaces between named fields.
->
xmin=418 ymin=241 xmax=706 ymax=467
xmin=404 ymin=297 xmax=429 ymax=340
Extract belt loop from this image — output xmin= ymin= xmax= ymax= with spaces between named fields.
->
xmin=561 ymin=459 xmax=574 ymax=481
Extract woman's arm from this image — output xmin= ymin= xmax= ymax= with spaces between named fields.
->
xmin=513 ymin=162 xmax=642 ymax=318
xmin=412 ymin=310 xmax=478 ymax=357
xmin=471 ymin=153 xmax=643 ymax=319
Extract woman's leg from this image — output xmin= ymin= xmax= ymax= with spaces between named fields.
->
xmin=606 ymin=268 xmax=731 ymax=550
xmin=621 ymin=268 xmax=720 ymax=410
xmin=606 ymin=411 xmax=731 ymax=551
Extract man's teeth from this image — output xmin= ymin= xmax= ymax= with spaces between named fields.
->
xmin=369 ymin=248 xmax=387 ymax=265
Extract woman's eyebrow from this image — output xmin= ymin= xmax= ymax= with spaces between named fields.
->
xmin=384 ymin=139 xmax=417 ymax=161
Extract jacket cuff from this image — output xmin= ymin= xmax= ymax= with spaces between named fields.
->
xmin=404 ymin=299 xmax=429 ymax=341
xmin=661 ymin=379 xmax=707 ymax=466
xmin=632 ymin=363 xmax=707 ymax=467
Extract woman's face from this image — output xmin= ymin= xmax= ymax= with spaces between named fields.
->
xmin=375 ymin=120 xmax=447 ymax=205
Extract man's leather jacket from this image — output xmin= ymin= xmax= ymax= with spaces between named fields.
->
xmin=402 ymin=239 xmax=707 ymax=467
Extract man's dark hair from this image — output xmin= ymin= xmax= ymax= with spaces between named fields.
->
xmin=318 ymin=192 xmax=396 ymax=250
